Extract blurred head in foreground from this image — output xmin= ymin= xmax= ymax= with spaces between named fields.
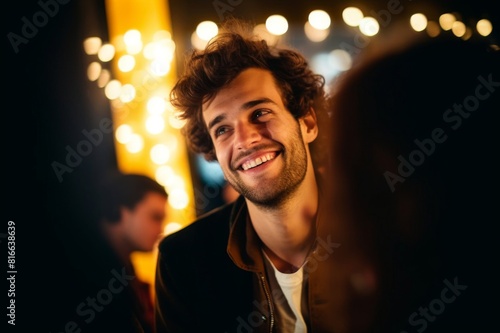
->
xmin=324 ymin=35 xmax=499 ymax=332
xmin=99 ymin=173 xmax=168 ymax=258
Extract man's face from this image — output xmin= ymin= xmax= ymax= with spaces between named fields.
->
xmin=202 ymin=68 xmax=317 ymax=207
xmin=121 ymin=192 xmax=166 ymax=252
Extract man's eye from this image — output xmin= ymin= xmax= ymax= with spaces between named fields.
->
xmin=215 ymin=126 xmax=229 ymax=137
xmin=253 ymin=109 xmax=271 ymax=120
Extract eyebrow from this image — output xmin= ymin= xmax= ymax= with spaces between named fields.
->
xmin=207 ymin=98 xmax=278 ymax=131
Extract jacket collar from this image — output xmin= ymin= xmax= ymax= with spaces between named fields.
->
xmin=226 ymin=195 xmax=266 ymax=273
xmin=225 ymin=186 xmax=325 ymax=274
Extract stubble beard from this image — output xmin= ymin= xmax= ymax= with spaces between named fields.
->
xmin=227 ymin=126 xmax=308 ymax=210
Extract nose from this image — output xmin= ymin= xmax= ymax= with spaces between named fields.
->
xmin=234 ymin=121 xmax=262 ymax=150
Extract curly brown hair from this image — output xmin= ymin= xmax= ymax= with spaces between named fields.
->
xmin=171 ymin=18 xmax=329 ymax=167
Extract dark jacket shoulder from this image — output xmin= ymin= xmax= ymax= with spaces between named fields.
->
xmin=155 ymin=197 xmax=254 ymax=332
xmin=158 ymin=199 xmax=236 ymax=257
xmin=157 ymin=197 xmax=250 ymax=282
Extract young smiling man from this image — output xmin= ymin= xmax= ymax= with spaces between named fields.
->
xmin=154 ymin=19 xmax=334 ymax=333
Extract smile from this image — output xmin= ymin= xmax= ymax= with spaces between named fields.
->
xmin=241 ymin=152 xmax=277 ymax=171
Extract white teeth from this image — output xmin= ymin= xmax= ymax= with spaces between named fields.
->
xmin=241 ymin=153 xmax=275 ymax=171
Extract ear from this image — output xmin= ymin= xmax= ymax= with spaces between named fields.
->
xmin=300 ymin=108 xmax=319 ymax=144
xmin=119 ymin=206 xmax=132 ymax=224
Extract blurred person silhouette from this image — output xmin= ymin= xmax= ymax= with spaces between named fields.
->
xmin=154 ymin=18 xmax=335 ymax=333
xmin=323 ymin=34 xmax=499 ymax=333
xmin=87 ymin=172 xmax=168 ymax=333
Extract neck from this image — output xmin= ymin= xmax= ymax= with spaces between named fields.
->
xmin=246 ymin=168 xmax=319 ymax=272
xmin=102 ymin=221 xmax=132 ymax=266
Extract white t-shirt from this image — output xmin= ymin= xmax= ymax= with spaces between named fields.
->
xmin=262 ymin=251 xmax=308 ymax=333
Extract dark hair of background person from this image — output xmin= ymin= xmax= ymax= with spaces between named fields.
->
xmin=323 ymin=34 xmax=499 ymax=333
xmin=170 ymin=17 xmax=329 ymax=171
xmin=99 ymin=173 xmax=168 ymax=224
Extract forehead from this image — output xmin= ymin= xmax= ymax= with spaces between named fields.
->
xmin=202 ymin=68 xmax=285 ymax=116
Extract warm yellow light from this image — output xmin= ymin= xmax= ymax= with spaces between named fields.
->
xmin=439 ymin=13 xmax=456 ymax=31
xmin=145 ymin=115 xmax=165 ymax=134
xmin=104 ymin=79 xmax=122 ymax=100
xmin=87 ymin=62 xmax=102 ymax=81
xmin=150 ymin=59 xmax=171 ymax=76
xmin=147 ymin=96 xmax=167 ymax=115
xmin=168 ymin=112 xmax=186 ymax=129
xmin=127 ymin=42 xmax=143 ymax=55
xmin=451 ymin=21 xmax=466 ymax=37
xmin=110 ymin=99 xmax=125 ymax=110
xmin=105 ymin=0 xmax=196 ymax=301
xmin=124 ymin=29 xmax=143 ymax=55
xmin=196 ymin=21 xmax=218 ymax=41
xmin=119 ymin=84 xmax=136 ymax=103
xmin=426 ymin=21 xmax=441 ymax=37
xmin=461 ymin=27 xmax=473 ymax=40
xmin=150 ymin=144 xmax=170 ymax=164
xmin=83 ymin=37 xmax=102 ymax=55
xmin=342 ymin=7 xmax=364 ymax=27
xmin=164 ymin=174 xmax=185 ymax=191
xmin=116 ymin=124 xmax=133 ymax=144
xmin=266 ymin=15 xmax=288 ymax=35
xmin=164 ymin=222 xmax=182 ymax=235
xmin=155 ymin=165 xmax=174 ymax=185
xmin=477 ymin=19 xmax=493 ymax=36
xmin=98 ymin=43 xmax=115 ymax=62
xmin=191 ymin=31 xmax=208 ymax=50
xmin=111 ymin=35 xmax=126 ymax=53
xmin=160 ymin=39 xmax=176 ymax=59
xmin=124 ymin=29 xmax=141 ymax=44
xmin=153 ymin=30 xmax=172 ymax=41
xmin=253 ymin=24 xmax=278 ymax=46
xmin=118 ymin=54 xmax=136 ymax=72
xmin=308 ymin=10 xmax=331 ymax=30
xmin=304 ymin=22 xmax=330 ymax=42
xmin=144 ymin=38 xmax=175 ymax=61
xmin=329 ymin=49 xmax=352 ymax=71
xmin=410 ymin=13 xmax=427 ymax=32
xmin=125 ymin=133 xmax=144 ymax=153
xmin=168 ymin=189 xmax=189 ymax=209
xmin=359 ymin=17 xmax=379 ymax=36
xmin=97 ymin=69 xmax=111 ymax=88
xmin=164 ymin=133 xmax=178 ymax=152
xmin=143 ymin=42 xmax=156 ymax=60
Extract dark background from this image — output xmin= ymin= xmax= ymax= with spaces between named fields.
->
xmin=4 ymin=0 xmax=499 ymax=331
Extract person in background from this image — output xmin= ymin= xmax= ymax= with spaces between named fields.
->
xmin=324 ymin=34 xmax=499 ymax=332
xmin=96 ymin=172 xmax=168 ymax=333
xmin=154 ymin=17 xmax=335 ymax=332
